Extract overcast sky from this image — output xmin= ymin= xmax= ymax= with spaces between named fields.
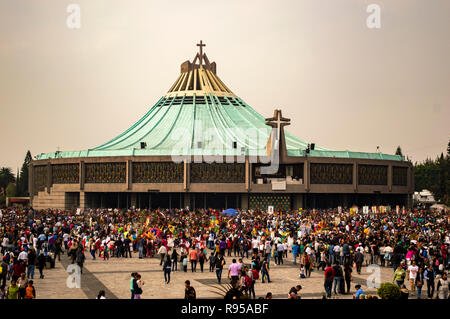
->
xmin=1 ymin=0 xmax=449 ymax=172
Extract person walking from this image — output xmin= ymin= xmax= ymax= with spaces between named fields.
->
xmin=198 ymin=249 xmax=206 ymax=272
xmin=209 ymin=253 xmax=216 ymax=272
xmin=354 ymin=250 xmax=363 ymax=275
xmin=189 ymin=248 xmax=198 ymax=272
xmin=124 ymin=236 xmax=132 ymax=258
xmin=324 ymin=263 xmax=335 ymax=298
xmin=415 ymin=267 xmax=424 ymax=299
xmin=17 ymin=273 xmax=28 ymax=299
xmin=276 ymin=241 xmax=284 ymax=265
xmin=171 ymin=248 xmax=178 ymax=272
xmin=76 ymin=247 xmax=86 ymax=274
xmin=215 ymin=253 xmax=225 ymax=284
xmin=228 ymin=259 xmax=241 ymax=286
xmin=261 ymin=257 xmax=271 ymax=283
xmin=158 ymin=244 xmax=167 ymax=266
xmin=24 ymin=280 xmax=36 ymax=299
xmin=89 ymin=240 xmax=97 ymax=260
xmin=130 ymin=272 xmax=136 ymax=299
xmin=7 ymin=280 xmax=19 ymax=299
xmin=304 ymin=252 xmax=312 ymax=278
xmin=37 ymin=252 xmax=46 ymax=279
xmin=184 ymin=280 xmax=196 ymax=300
xmin=393 ymin=265 xmax=407 ymax=287
xmin=424 ymin=264 xmax=435 ymax=299
xmin=292 ymin=242 xmax=299 ymax=265
xmin=0 ymin=257 xmax=7 ymax=290
xmin=436 ymin=272 xmax=449 ymax=300
xmin=163 ymin=255 xmax=172 ymax=284
xmin=26 ymin=248 xmax=36 ymax=280
xmin=133 ymin=274 xmax=144 ymax=299
xmin=344 ymin=263 xmax=353 ymax=294
xmin=247 ymin=266 xmax=256 ymax=299
xmin=332 ymin=262 xmax=344 ymax=295
xmin=407 ymin=261 xmax=419 ymax=293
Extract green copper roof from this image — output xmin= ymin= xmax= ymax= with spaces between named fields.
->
xmin=36 ymin=93 xmax=404 ymax=162
xmin=36 ymin=46 xmax=404 ymax=162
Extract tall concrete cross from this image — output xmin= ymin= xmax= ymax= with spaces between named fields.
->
xmin=197 ymin=40 xmax=206 ymax=67
xmin=265 ymin=109 xmax=291 ymax=150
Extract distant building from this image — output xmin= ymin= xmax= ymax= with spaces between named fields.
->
xmin=30 ymin=42 xmax=414 ymax=211
xmin=413 ymin=189 xmax=436 ymax=207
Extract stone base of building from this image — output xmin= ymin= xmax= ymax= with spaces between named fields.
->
xmin=31 ymin=190 xmax=411 ymax=211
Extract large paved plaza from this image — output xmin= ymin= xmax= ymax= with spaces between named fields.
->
xmin=34 ymin=250 xmax=406 ymax=299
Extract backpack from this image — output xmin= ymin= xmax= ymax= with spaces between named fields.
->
xmin=244 ymin=275 xmax=252 ymax=288
xmin=252 ymin=269 xmax=259 ymax=280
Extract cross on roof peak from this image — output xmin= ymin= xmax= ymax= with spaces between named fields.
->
xmin=196 ymin=40 xmax=206 ymax=66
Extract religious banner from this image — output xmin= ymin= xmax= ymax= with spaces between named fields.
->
xmin=338 ymin=206 xmax=342 ymax=214
xmin=268 ymin=206 xmax=274 ymax=215
xmin=363 ymin=206 xmax=369 ymax=215
xmin=396 ymin=205 xmax=400 ymax=214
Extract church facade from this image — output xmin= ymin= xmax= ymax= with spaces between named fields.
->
xmin=30 ymin=42 xmax=414 ymax=211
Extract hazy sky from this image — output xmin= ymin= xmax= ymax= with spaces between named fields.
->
xmin=1 ymin=0 xmax=449 ymax=172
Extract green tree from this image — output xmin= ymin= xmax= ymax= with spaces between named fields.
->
xmin=0 ymin=167 xmax=15 ymax=193
xmin=377 ymin=282 xmax=401 ymax=299
xmin=395 ymin=146 xmax=403 ymax=157
xmin=17 ymin=151 xmax=32 ymax=196
xmin=414 ymin=140 xmax=450 ymax=206
xmin=6 ymin=182 xmax=17 ymax=197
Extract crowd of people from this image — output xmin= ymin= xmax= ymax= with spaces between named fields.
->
xmin=0 ymin=205 xmax=449 ymax=299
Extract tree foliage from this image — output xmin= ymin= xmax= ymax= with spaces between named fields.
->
xmin=0 ymin=167 xmax=15 ymax=194
xmin=6 ymin=182 xmax=17 ymax=197
xmin=414 ymin=140 xmax=450 ymax=206
xmin=377 ymin=282 xmax=401 ymax=299
xmin=17 ymin=150 xmax=32 ymax=196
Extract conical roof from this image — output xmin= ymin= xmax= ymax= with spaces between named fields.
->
xmin=36 ymin=42 xmax=403 ymax=162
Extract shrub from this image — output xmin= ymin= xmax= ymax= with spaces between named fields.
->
xmin=377 ymin=282 xmax=401 ymax=299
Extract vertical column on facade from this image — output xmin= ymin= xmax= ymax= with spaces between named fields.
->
xmin=79 ymin=161 xmax=85 ymax=191
xmin=184 ymin=161 xmax=190 ymax=191
xmin=353 ymin=163 xmax=357 ymax=192
xmin=47 ymin=163 xmax=52 ymax=194
xmin=127 ymin=160 xmax=132 ymax=191
xmin=79 ymin=191 xmax=86 ymax=209
xmin=407 ymin=165 xmax=412 ymax=192
xmin=245 ymin=157 xmax=250 ymax=191
xmin=388 ymin=164 xmax=393 ymax=192
xmin=304 ymin=160 xmax=309 ymax=192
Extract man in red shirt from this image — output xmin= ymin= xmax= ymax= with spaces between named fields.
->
xmin=189 ymin=248 xmax=198 ymax=272
xmin=324 ymin=263 xmax=335 ymax=298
